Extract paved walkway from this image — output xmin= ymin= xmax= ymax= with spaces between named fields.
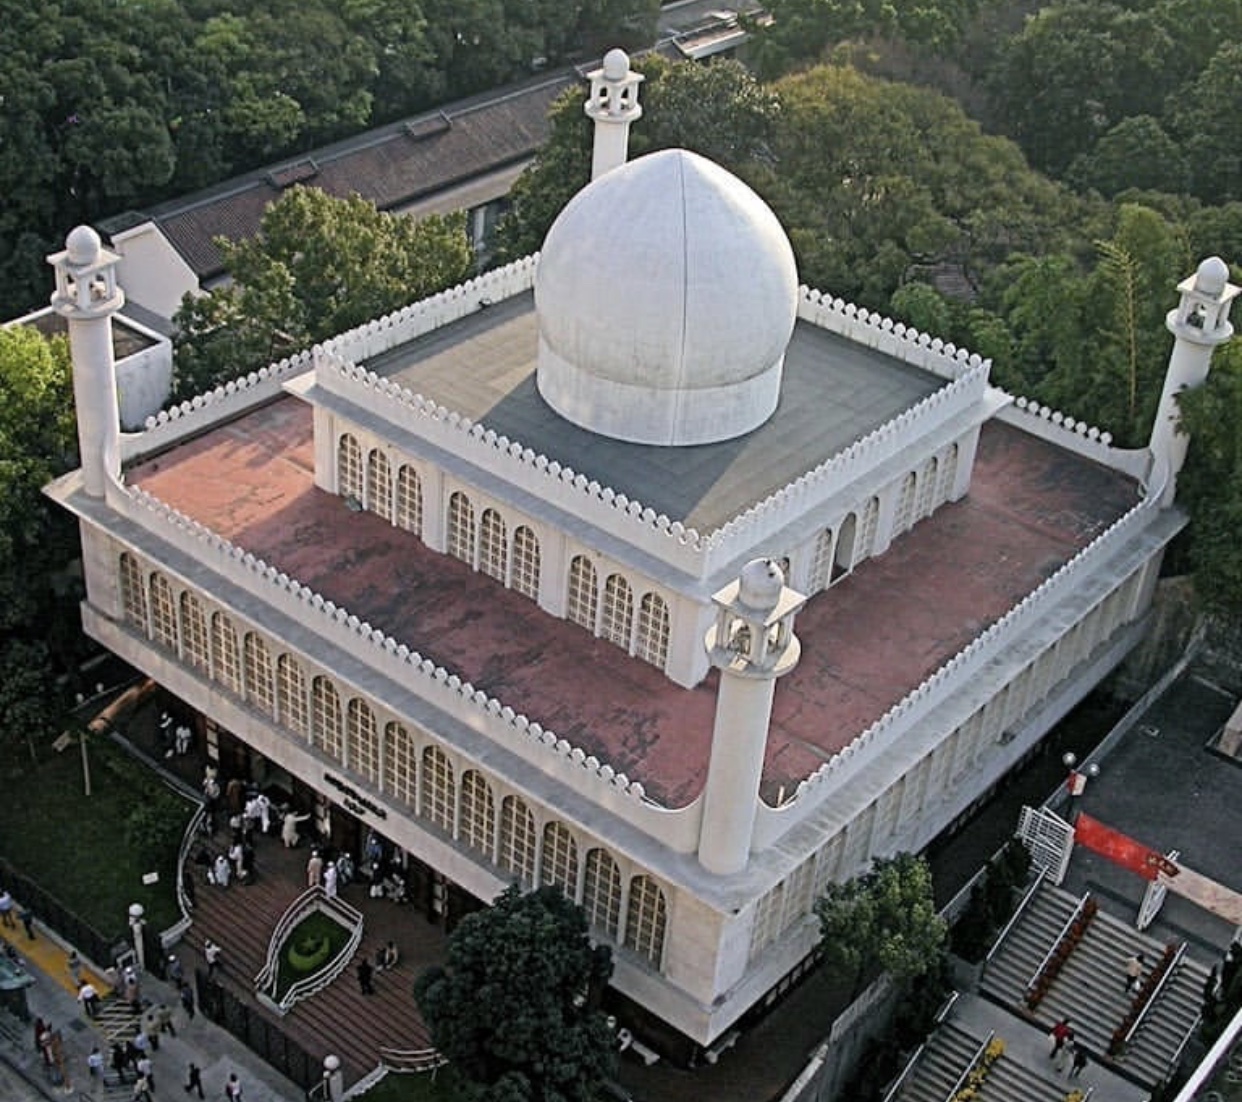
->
xmin=0 ymin=914 xmax=305 ymax=1102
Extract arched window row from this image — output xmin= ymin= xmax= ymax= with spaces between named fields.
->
xmin=118 ymin=551 xmax=668 ymax=968
xmin=565 ymin=555 xmax=671 ymax=671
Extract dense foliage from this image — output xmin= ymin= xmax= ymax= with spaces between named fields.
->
xmin=415 ymin=885 xmax=617 ymax=1102
xmin=171 ymin=188 xmax=472 ymax=400
xmin=815 ymin=853 xmax=947 ymax=997
xmin=0 ymin=0 xmax=660 ymax=313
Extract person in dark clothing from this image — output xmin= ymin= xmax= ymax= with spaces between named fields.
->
xmin=184 ymin=1061 xmax=204 ymax=1098
xmin=357 ymin=958 xmax=375 ymax=995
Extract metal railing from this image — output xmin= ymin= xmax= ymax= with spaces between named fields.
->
xmin=941 ymin=1030 xmax=995 ymax=1102
xmin=1024 ymin=891 xmax=1093 ymax=995
xmin=1123 ymin=942 xmax=1188 ymax=1048
xmin=254 ymin=887 xmax=365 ymax=1012
xmin=880 ymin=1041 xmax=926 ymax=1102
xmin=377 ymin=1044 xmax=448 ymax=1074
xmin=985 ymin=867 xmax=1047 ymax=965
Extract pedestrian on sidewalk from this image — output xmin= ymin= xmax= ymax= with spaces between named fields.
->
xmin=225 ymin=1072 xmax=244 ymax=1101
xmin=168 ymin=954 xmax=185 ymax=987
xmin=1048 ymin=1018 xmax=1073 ymax=1057
xmin=0 ymin=889 xmax=14 ymax=927
xmin=88 ymin=1045 xmax=105 ymax=1083
xmin=1070 ymin=1042 xmax=1089 ymax=1078
xmin=19 ymin=904 xmax=35 ymax=940
xmin=77 ymin=979 xmax=101 ymax=1018
xmin=180 ymin=983 xmax=196 ymax=1020
xmin=306 ymin=850 xmax=323 ymax=888
xmin=205 ymin=938 xmax=223 ymax=981
xmin=133 ymin=1072 xmax=153 ymax=1102
xmin=135 ymin=1054 xmax=154 ymax=1091
xmin=1124 ymin=952 xmax=1145 ymax=994
xmin=67 ymin=949 xmax=83 ymax=986
xmin=358 ymin=957 xmax=375 ymax=995
xmin=154 ymin=1002 xmax=177 ymax=1038
xmin=184 ymin=1062 xmax=204 ymax=1099
xmin=323 ymin=860 xmax=338 ymax=898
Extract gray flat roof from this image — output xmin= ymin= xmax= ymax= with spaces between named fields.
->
xmin=364 ymin=292 xmax=945 ymax=531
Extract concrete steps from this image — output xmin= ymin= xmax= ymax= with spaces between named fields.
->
xmin=979 ymin=880 xmax=1208 ymax=1088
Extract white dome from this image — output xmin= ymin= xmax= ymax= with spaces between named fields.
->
xmin=66 ymin=225 xmax=102 ymax=267
xmin=1195 ymin=256 xmax=1230 ymax=296
xmin=738 ymin=559 xmax=785 ymax=611
xmin=535 ymin=148 xmax=799 ymax=446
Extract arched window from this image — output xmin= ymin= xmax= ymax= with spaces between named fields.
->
xmin=421 ymin=746 xmax=455 ymax=833
xmin=936 ymin=443 xmax=958 ymax=505
xmin=915 ymin=456 xmax=938 ymax=520
xmin=566 ymin=556 xmax=598 ymax=632
xmin=347 ymin=699 xmax=378 ymax=782
xmin=149 ymin=574 xmax=177 ymax=650
xmin=447 ymin=491 xmax=476 ymax=565
xmin=499 ymin=796 xmax=537 ymax=886
xmin=634 ymin=593 xmax=669 ymax=669
xmin=624 ymin=876 xmax=667 ymax=967
xmin=511 ymin=526 xmax=541 ymax=600
xmin=479 ymin=508 xmax=507 ymax=582
xmin=601 ymin=574 xmax=633 ymax=648
xmin=858 ymin=497 xmax=880 ymax=559
xmin=892 ymin=472 xmax=917 ymax=535
xmin=277 ymin=655 xmax=308 ymax=737
xmin=583 ymin=849 xmax=622 ymax=940
xmin=383 ymin=722 xmax=416 ymax=806
xmin=180 ymin=593 xmax=209 ymax=672
xmin=243 ymin=634 xmax=274 ymax=716
xmin=338 ymin=434 xmax=363 ymax=502
xmin=119 ymin=554 xmax=147 ymax=631
xmin=540 ymin=822 xmax=579 ymax=897
xmin=211 ymin=613 xmax=242 ymax=695
xmin=367 ymin=449 xmax=392 ymax=521
xmin=396 ymin=465 xmax=423 ymax=536
xmin=311 ymin=677 xmax=343 ymax=761
xmin=459 ymin=771 xmax=495 ymax=856
xmin=809 ymin=528 xmax=835 ymax=594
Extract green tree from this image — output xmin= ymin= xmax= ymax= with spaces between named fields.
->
xmin=814 ymin=852 xmax=947 ymax=999
xmin=415 ymin=885 xmax=617 ymax=1102
xmin=1068 ymin=116 xmax=1188 ymax=199
xmin=1168 ymin=42 xmax=1242 ymax=206
xmin=172 ymin=187 xmax=472 ymax=399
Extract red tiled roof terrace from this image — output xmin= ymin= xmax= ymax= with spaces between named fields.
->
xmin=128 ymin=398 xmax=1139 ymax=807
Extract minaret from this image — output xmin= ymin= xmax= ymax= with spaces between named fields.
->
xmin=49 ymin=225 xmax=125 ymax=498
xmin=698 ymin=560 xmax=806 ymax=876
xmin=584 ymin=48 xmax=644 ymax=180
xmin=1151 ymin=256 xmax=1239 ymax=507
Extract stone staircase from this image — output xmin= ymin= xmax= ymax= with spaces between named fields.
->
xmin=891 ymin=1022 xmax=1072 ymax=1102
xmin=979 ymin=880 xmax=1209 ymax=1088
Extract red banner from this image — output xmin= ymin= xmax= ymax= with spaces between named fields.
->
xmin=1074 ymin=813 xmax=1180 ymax=881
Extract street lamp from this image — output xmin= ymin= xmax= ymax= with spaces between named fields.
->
xmin=1063 ymin=752 xmax=1100 ymax=814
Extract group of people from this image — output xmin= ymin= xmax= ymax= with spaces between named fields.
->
xmin=1047 ymin=1017 xmax=1089 ymax=1078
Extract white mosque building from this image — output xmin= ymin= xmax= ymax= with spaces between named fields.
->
xmin=45 ymin=50 xmax=1237 ymax=1058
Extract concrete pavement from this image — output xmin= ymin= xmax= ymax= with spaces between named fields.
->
xmin=0 ymin=916 xmax=305 ymax=1102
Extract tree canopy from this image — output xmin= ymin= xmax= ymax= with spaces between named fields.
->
xmin=414 ymin=885 xmax=617 ymax=1102
xmin=815 ymin=853 xmax=947 ymax=997
xmin=171 ymin=187 xmax=473 ymax=401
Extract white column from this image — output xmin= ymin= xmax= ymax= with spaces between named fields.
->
xmin=697 ymin=561 xmax=805 ymax=875
xmin=1152 ymin=257 xmax=1239 ymax=506
xmin=584 ymin=49 xmax=644 ymax=181
xmin=49 ymin=226 xmax=125 ymax=498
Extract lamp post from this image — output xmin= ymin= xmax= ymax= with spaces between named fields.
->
xmin=1063 ymin=752 xmax=1100 ymax=817
xmin=128 ymin=903 xmax=146 ymax=973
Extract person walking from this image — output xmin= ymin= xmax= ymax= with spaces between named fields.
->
xmin=183 ymin=1062 xmax=204 ymax=1099
xmin=135 ymin=1053 xmax=154 ymax=1091
xmin=1070 ymin=1043 xmax=1089 ymax=1079
xmin=306 ymin=851 xmax=323 ymax=888
xmin=180 ymin=982 xmax=196 ymax=1020
xmin=88 ymin=1045 xmax=105 ymax=1085
xmin=0 ymin=889 xmax=15 ymax=927
xmin=1124 ymin=952 xmax=1145 ymax=993
xmin=132 ymin=1072 xmax=153 ymax=1102
xmin=1048 ymin=1018 xmax=1074 ymax=1057
xmin=77 ymin=980 xmax=101 ymax=1018
xmin=224 ymin=1072 xmax=244 ymax=1101
xmin=205 ymin=938 xmax=223 ymax=981
xmin=19 ymin=904 xmax=35 ymax=939
xmin=358 ymin=957 xmax=375 ymax=995
xmin=323 ymin=861 xmax=338 ymax=898
xmin=67 ymin=949 xmax=83 ymax=987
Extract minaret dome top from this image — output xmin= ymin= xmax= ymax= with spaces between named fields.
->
xmin=66 ymin=225 xmax=103 ymax=267
xmin=1195 ymin=256 xmax=1230 ymax=297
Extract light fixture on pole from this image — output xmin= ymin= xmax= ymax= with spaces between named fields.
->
xmin=1063 ymin=751 xmax=1100 ymax=807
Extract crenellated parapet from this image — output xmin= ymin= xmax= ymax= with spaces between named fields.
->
xmin=106 ymin=473 xmax=701 ymax=847
xmin=753 ymin=450 xmax=1170 ymax=842
xmin=797 ymin=287 xmax=989 ymax=382
xmin=317 ymin=335 xmax=991 ymax=579
xmin=996 ymin=394 xmax=1149 ymax=479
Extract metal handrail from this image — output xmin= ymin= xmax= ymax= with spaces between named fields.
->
xmin=986 ymin=866 xmax=1047 ymax=965
xmin=378 ymin=1045 xmax=447 ymax=1073
xmin=880 ymin=1042 xmax=926 ymax=1102
xmin=942 ymin=1030 xmax=994 ymax=1102
xmin=254 ymin=887 xmax=366 ymax=1010
xmin=1025 ymin=891 xmax=1092 ymax=993
xmin=1124 ymin=943 xmax=1187 ymax=1047
xmin=934 ymin=990 xmax=960 ymax=1025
